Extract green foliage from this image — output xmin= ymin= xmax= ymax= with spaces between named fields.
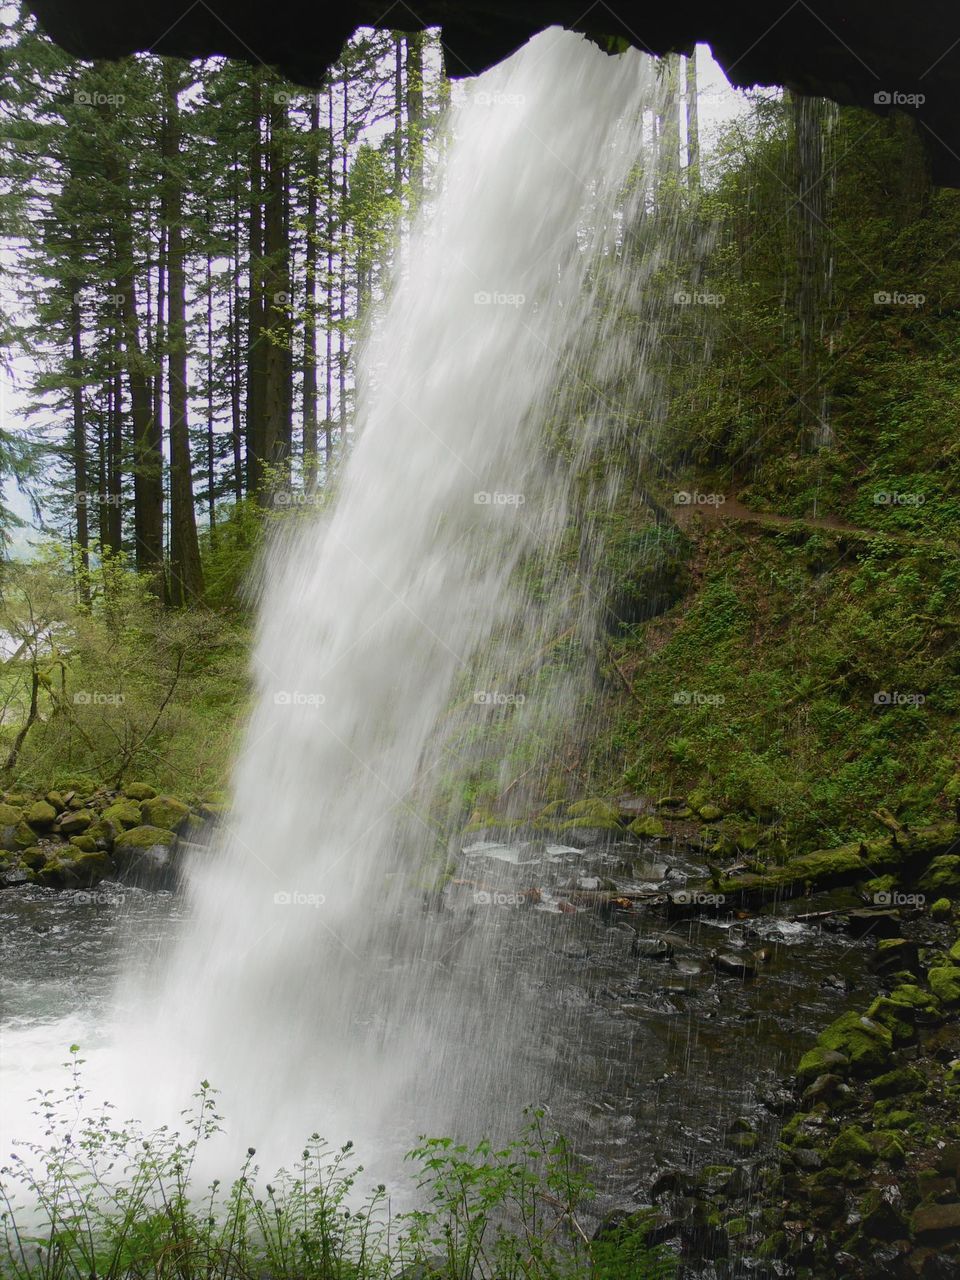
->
xmin=0 ymin=1062 xmax=673 ymax=1280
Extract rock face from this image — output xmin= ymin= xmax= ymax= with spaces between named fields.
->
xmin=25 ymin=2 xmax=960 ymax=185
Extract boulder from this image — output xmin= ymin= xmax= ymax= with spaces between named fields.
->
xmin=140 ymin=795 xmax=190 ymax=832
xmin=113 ymin=825 xmax=179 ymax=887
xmin=69 ymin=834 xmax=99 ymax=852
xmin=796 ymin=1046 xmax=850 ymax=1084
xmin=57 ymin=809 xmax=94 ymax=835
xmin=816 ymin=1011 xmax=893 ymax=1076
xmin=101 ymin=800 xmax=142 ymax=830
xmin=26 ymin=800 xmax=57 ymax=830
xmin=928 ymin=965 xmax=960 ymax=1007
xmin=920 ymin=855 xmax=960 ymax=896
xmin=629 ymin=815 xmax=666 ymax=838
xmin=0 ymin=802 xmax=23 ymax=850
xmin=122 ymin=782 xmax=156 ymax=801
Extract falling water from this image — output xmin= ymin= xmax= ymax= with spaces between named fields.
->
xmin=6 ymin=28 xmax=683 ymax=1179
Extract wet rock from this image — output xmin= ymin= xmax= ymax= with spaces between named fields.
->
xmin=796 ymin=1047 xmax=850 ymax=1084
xmin=802 ymin=1072 xmax=844 ymax=1104
xmin=629 ymin=816 xmax=666 ymax=838
xmin=816 ymin=1011 xmax=894 ymax=1076
xmin=0 ymin=802 xmax=23 ymax=850
xmin=868 ymin=1065 xmax=925 ymax=1098
xmin=0 ymin=866 xmax=32 ymax=887
xmin=69 ymin=834 xmax=99 ymax=853
xmin=102 ymin=800 xmax=142 ymax=830
xmin=113 ymin=825 xmax=179 ymax=886
xmin=911 ymin=1201 xmax=960 ymax=1240
xmin=649 ymin=1169 xmax=698 ymax=1202
xmin=869 ymin=937 xmax=920 ymax=977
xmin=845 ymin=908 xmax=902 ymax=938
xmin=631 ymin=936 xmax=673 ymax=960
xmin=931 ymin=898 xmax=954 ymax=920
xmin=859 ymin=1185 xmax=905 ymax=1240
xmin=712 ymin=950 xmax=756 ymax=979
xmin=825 ymin=1125 xmax=876 ymax=1168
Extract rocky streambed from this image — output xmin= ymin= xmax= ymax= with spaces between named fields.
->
xmin=3 ymin=788 xmax=959 ymax=1278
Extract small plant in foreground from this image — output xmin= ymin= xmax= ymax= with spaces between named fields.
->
xmin=0 ymin=1053 xmax=674 ymax=1279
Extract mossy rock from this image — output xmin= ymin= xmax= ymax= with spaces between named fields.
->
xmin=36 ymin=858 xmax=78 ymax=889
xmin=797 ymin=1046 xmax=850 ymax=1084
xmin=114 ymin=825 xmax=176 ymax=852
xmin=140 ymin=795 xmax=190 ymax=832
xmin=86 ymin=818 xmax=120 ymax=849
xmin=69 ymin=835 xmax=99 ymax=853
xmin=198 ymin=801 xmax=229 ymax=821
xmin=45 ymin=791 xmax=64 ymax=810
xmin=919 ymin=855 xmax=960 ymax=896
xmin=629 ymin=815 xmax=666 ymax=838
xmin=0 ymin=803 xmax=23 ymax=851
xmin=928 ymin=965 xmax=960 ymax=1007
xmin=26 ymin=800 xmax=57 ymax=830
xmin=865 ymin=997 xmax=915 ymax=1045
xmin=825 ymin=1126 xmax=875 ymax=1168
xmin=102 ymin=801 xmax=142 ymax=830
xmin=3 ymin=792 xmax=28 ymax=806
xmin=887 ymin=983 xmax=942 ymax=1017
xmin=816 ymin=1012 xmax=893 ymax=1077
xmin=866 ymin=1130 xmax=906 ymax=1164
xmin=69 ymin=850 xmax=113 ymax=883
xmin=122 ymin=782 xmax=156 ymax=801
xmin=13 ymin=821 xmax=36 ymax=849
xmin=932 ymin=898 xmax=953 ymax=920
xmin=20 ymin=846 xmax=49 ymax=869
xmin=696 ymin=803 xmax=723 ymax=823
xmin=949 ymin=937 xmax=960 ymax=963
xmin=57 ymin=809 xmax=94 ymax=835
xmin=869 ymin=1066 xmax=926 ymax=1099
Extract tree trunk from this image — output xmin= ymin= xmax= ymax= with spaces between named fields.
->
xmin=245 ymin=72 xmax=267 ymax=495
xmin=685 ymin=51 xmax=700 ymax=192
xmin=163 ymin=62 xmax=204 ymax=606
xmin=405 ymin=31 xmax=424 ymax=208
xmin=67 ymin=260 xmax=90 ymax=598
xmin=303 ymin=94 xmax=320 ymax=494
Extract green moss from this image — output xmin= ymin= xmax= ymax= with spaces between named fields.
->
xmin=140 ymin=795 xmax=192 ymax=831
xmin=796 ymin=1046 xmax=850 ymax=1084
xmin=102 ymin=801 xmax=142 ymax=830
xmin=931 ymin=898 xmax=953 ymax=920
xmin=816 ymin=1012 xmax=893 ymax=1076
xmin=26 ymin=800 xmax=57 ymax=829
xmin=698 ymin=803 xmax=723 ymax=822
xmin=825 ymin=1126 xmax=875 ymax=1168
xmin=867 ymin=1130 xmax=906 ymax=1164
xmin=927 ymin=965 xmax=960 ymax=1007
xmin=629 ymin=815 xmax=666 ymax=838
xmin=122 ymin=782 xmax=156 ymax=801
xmin=113 ymin=825 xmax=177 ymax=855
xmin=868 ymin=1066 xmax=926 ymax=1098
xmin=920 ymin=855 xmax=960 ymax=896
xmin=69 ymin=834 xmax=98 ymax=852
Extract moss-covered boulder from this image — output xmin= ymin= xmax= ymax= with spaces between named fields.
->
xmin=0 ymin=802 xmax=23 ymax=850
xmin=102 ymin=800 xmax=141 ymax=830
xmin=69 ymin=834 xmax=99 ymax=853
xmin=868 ymin=1065 xmax=926 ymax=1098
xmin=698 ymin=803 xmax=723 ymax=822
xmin=816 ymin=1012 xmax=893 ymax=1076
xmin=13 ymin=820 xmax=36 ymax=849
xmin=949 ymin=936 xmax=960 ymax=963
xmin=45 ymin=791 xmax=64 ymax=809
xmin=866 ymin=1130 xmax=906 ymax=1164
xmin=931 ymin=897 xmax=954 ymax=920
xmin=86 ymin=818 xmax=120 ymax=849
xmin=58 ymin=809 xmax=94 ymax=835
xmin=113 ymin=825 xmax=178 ymax=885
xmin=26 ymin=800 xmax=57 ymax=830
xmin=796 ymin=1046 xmax=850 ymax=1083
xmin=629 ymin=815 xmax=666 ymax=838
xmin=825 ymin=1125 xmax=875 ymax=1169
xmin=20 ymin=846 xmax=49 ymax=869
xmin=122 ymin=782 xmax=156 ymax=801
xmin=140 ymin=795 xmax=190 ymax=832
xmin=919 ymin=855 xmax=960 ymax=896
xmin=928 ymin=965 xmax=960 ymax=1007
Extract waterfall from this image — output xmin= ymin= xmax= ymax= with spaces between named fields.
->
xmin=21 ymin=28 xmax=678 ymax=1178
